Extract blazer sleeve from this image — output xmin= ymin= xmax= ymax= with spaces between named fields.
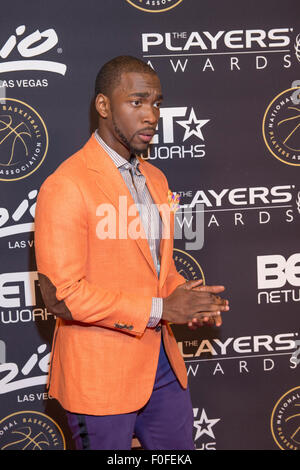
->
xmin=34 ymin=173 xmax=152 ymax=336
xmin=164 ymin=257 xmax=186 ymax=295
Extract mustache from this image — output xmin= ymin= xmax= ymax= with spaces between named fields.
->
xmin=112 ymin=119 xmax=155 ymax=156
xmin=134 ymin=127 xmax=156 ymax=137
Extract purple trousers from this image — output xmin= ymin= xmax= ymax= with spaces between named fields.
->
xmin=66 ymin=337 xmax=195 ymax=450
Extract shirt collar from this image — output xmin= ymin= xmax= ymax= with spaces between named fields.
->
xmin=94 ymin=130 xmax=141 ymax=174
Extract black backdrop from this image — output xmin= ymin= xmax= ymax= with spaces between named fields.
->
xmin=0 ymin=0 xmax=299 ymax=450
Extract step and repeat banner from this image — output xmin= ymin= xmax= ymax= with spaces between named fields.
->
xmin=0 ymin=0 xmax=299 ymax=450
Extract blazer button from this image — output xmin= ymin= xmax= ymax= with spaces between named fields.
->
xmin=155 ymin=324 xmax=162 ymax=332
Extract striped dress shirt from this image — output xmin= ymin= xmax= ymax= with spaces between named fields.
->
xmin=94 ymin=131 xmax=163 ymax=327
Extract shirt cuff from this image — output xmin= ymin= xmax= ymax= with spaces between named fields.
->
xmin=147 ymin=297 xmax=163 ymax=328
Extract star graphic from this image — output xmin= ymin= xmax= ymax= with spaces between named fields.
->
xmin=176 ymin=108 xmax=210 ymax=142
xmin=193 ymin=409 xmax=220 ymax=441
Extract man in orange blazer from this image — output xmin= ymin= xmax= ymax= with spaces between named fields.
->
xmin=35 ymin=56 xmax=229 ymax=450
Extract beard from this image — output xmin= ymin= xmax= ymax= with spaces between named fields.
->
xmin=112 ymin=118 xmax=147 ymax=157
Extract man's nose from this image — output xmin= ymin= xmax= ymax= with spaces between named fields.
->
xmin=142 ymin=105 xmax=158 ymax=125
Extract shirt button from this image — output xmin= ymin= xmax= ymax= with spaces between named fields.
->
xmin=155 ymin=324 xmax=162 ymax=332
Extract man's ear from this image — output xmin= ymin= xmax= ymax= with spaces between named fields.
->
xmin=95 ymin=93 xmax=110 ymax=119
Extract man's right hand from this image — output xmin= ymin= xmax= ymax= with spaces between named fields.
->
xmin=162 ymin=279 xmax=229 ymax=326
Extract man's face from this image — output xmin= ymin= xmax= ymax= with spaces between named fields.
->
xmin=106 ymin=71 xmax=163 ymax=158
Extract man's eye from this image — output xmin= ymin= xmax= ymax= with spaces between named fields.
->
xmin=131 ymin=100 xmax=141 ymax=106
xmin=154 ymin=102 xmax=161 ymax=109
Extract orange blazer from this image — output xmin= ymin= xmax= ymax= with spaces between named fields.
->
xmin=34 ymin=134 xmax=187 ymax=416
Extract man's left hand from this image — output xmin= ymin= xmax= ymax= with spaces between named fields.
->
xmin=187 ymin=280 xmax=226 ymax=329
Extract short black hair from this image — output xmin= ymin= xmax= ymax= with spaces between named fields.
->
xmin=95 ymin=55 xmax=157 ymax=98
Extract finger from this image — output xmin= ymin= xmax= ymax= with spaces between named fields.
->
xmin=194 ymin=303 xmax=229 ymax=313
xmin=188 ymin=319 xmax=205 ymax=329
xmin=183 ymin=279 xmax=203 ymax=290
xmin=194 ymin=285 xmax=225 ymax=294
xmin=214 ymin=314 xmax=222 ymax=327
xmin=194 ymin=310 xmax=221 ymax=319
xmin=209 ymin=295 xmax=229 ymax=306
xmin=191 ymin=291 xmax=229 ymax=308
xmin=188 ymin=317 xmax=212 ymax=328
xmin=214 ymin=297 xmax=229 ymax=308
xmin=187 ymin=321 xmax=198 ymax=330
xmin=191 ymin=313 xmax=222 ymax=327
xmin=192 ymin=317 xmax=206 ymax=325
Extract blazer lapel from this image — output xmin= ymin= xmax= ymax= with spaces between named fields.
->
xmin=138 ymin=161 xmax=174 ymax=289
xmin=84 ymin=135 xmax=157 ymax=276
